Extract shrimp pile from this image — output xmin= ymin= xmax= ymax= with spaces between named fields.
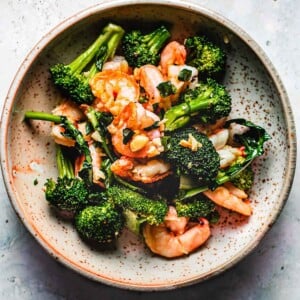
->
xmin=46 ymin=36 xmax=264 ymax=259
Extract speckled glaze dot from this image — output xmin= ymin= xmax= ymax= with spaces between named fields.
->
xmin=0 ymin=0 xmax=296 ymax=291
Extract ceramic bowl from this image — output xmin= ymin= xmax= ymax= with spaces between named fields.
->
xmin=0 ymin=0 xmax=296 ymax=291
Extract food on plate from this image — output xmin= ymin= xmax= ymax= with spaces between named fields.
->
xmin=24 ymin=23 xmax=270 ymax=258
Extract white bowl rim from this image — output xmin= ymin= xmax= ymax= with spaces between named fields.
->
xmin=0 ymin=0 xmax=297 ymax=291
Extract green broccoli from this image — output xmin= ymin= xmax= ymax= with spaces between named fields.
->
xmin=75 ymin=201 xmax=124 ymax=246
xmin=24 ymin=111 xmax=93 ymax=184
xmin=122 ymin=25 xmax=171 ymax=68
xmin=163 ymin=127 xmax=220 ymax=188
xmin=50 ymin=23 xmax=124 ymax=105
xmin=164 ymin=78 xmax=232 ymax=131
xmin=230 ymin=165 xmax=254 ymax=191
xmin=185 ymin=35 xmax=226 ymax=78
xmin=106 ymin=185 xmax=168 ymax=226
xmin=44 ymin=146 xmax=89 ymax=217
xmin=174 ymin=193 xmax=216 ymax=219
xmin=180 ymin=119 xmax=270 ymax=199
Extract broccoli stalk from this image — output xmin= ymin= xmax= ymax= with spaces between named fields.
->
xmin=180 ymin=119 xmax=271 ymax=199
xmin=164 ymin=78 xmax=232 ymax=131
xmin=122 ymin=25 xmax=171 ymax=68
xmin=24 ymin=111 xmax=93 ymax=183
xmin=44 ymin=145 xmax=89 ymax=217
xmin=50 ymin=23 xmax=124 ymax=105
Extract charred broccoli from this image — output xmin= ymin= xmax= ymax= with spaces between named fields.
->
xmin=185 ymin=35 xmax=226 ymax=78
xmin=164 ymin=78 xmax=232 ymax=131
xmin=122 ymin=25 xmax=171 ymax=68
xmin=163 ymin=127 xmax=220 ymax=188
xmin=50 ymin=23 xmax=124 ymax=105
xmin=44 ymin=146 xmax=89 ymax=217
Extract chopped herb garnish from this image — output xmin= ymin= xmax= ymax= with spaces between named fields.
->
xmin=144 ymin=121 xmax=160 ymax=131
xmin=139 ymin=96 xmax=148 ymax=104
xmin=122 ymin=128 xmax=134 ymax=144
xmin=33 ymin=179 xmax=38 ymax=185
xmin=178 ymin=68 xmax=192 ymax=81
xmin=157 ymin=81 xmax=177 ymax=97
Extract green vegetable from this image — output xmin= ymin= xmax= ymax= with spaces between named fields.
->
xmin=106 ymin=185 xmax=168 ymax=226
xmin=75 ymin=201 xmax=124 ymax=246
xmin=50 ymin=23 xmax=124 ymax=104
xmin=178 ymin=68 xmax=192 ymax=81
xmin=44 ymin=146 xmax=89 ymax=216
xmin=122 ymin=25 xmax=171 ymax=68
xmin=185 ymin=35 xmax=226 ymax=78
xmin=163 ymin=127 xmax=220 ymax=187
xmin=230 ymin=165 xmax=254 ymax=191
xmin=156 ymin=81 xmax=177 ymax=97
xmin=24 ymin=111 xmax=93 ymax=184
xmin=164 ymin=78 xmax=232 ymax=131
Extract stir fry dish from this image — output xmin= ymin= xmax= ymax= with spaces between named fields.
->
xmin=24 ymin=23 xmax=270 ymax=258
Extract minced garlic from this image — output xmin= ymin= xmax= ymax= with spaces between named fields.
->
xmin=179 ymin=133 xmax=202 ymax=151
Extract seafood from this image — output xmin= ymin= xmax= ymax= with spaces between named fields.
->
xmin=107 ymin=102 xmax=164 ymax=158
xmin=110 ymin=156 xmax=171 ymax=183
xmin=159 ymin=41 xmax=187 ymax=75
xmin=134 ymin=64 xmax=164 ymax=111
xmin=203 ymin=182 xmax=252 ymax=216
xmin=217 ymin=145 xmax=245 ymax=168
xmin=102 ymin=56 xmax=131 ymax=74
xmin=52 ymin=100 xmax=85 ymax=122
xmin=143 ymin=206 xmax=211 ymax=258
xmin=89 ymin=69 xmax=140 ymax=116
xmin=209 ymin=128 xmax=229 ymax=150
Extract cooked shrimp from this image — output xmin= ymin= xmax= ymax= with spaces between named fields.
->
xmin=50 ymin=100 xmax=86 ymax=147
xmin=143 ymin=209 xmax=211 ymax=258
xmin=52 ymin=99 xmax=85 ymax=122
xmin=164 ymin=206 xmax=189 ymax=235
xmin=134 ymin=64 xmax=164 ymax=111
xmin=51 ymin=125 xmax=76 ymax=147
xmin=159 ymin=41 xmax=187 ymax=75
xmin=90 ymin=69 xmax=139 ymax=116
xmin=209 ymin=129 xmax=229 ymax=150
xmin=203 ymin=182 xmax=252 ymax=216
xmin=74 ymin=143 xmax=105 ymax=187
xmin=110 ymin=156 xmax=171 ymax=183
xmin=107 ymin=102 xmax=164 ymax=158
xmin=102 ymin=56 xmax=131 ymax=74
xmin=166 ymin=64 xmax=198 ymax=105
xmin=217 ymin=145 xmax=245 ymax=168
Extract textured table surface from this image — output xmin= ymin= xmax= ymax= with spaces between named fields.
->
xmin=0 ymin=1 xmax=299 ymax=299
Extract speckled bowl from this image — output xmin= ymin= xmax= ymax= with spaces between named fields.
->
xmin=0 ymin=0 xmax=296 ymax=291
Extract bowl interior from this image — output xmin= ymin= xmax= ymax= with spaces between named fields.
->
xmin=1 ymin=2 xmax=295 ymax=290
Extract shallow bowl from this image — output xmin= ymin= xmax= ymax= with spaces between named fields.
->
xmin=0 ymin=0 xmax=296 ymax=291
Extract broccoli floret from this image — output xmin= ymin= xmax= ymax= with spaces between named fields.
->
xmin=50 ymin=23 xmax=124 ymax=105
xmin=185 ymin=36 xmax=226 ymax=78
xmin=24 ymin=111 xmax=93 ymax=184
xmin=180 ymin=119 xmax=270 ymax=200
xmin=174 ymin=194 xmax=216 ymax=219
xmin=122 ymin=25 xmax=171 ymax=68
xmin=164 ymin=78 xmax=232 ymax=131
xmin=106 ymin=185 xmax=168 ymax=226
xmin=231 ymin=165 xmax=254 ymax=191
xmin=75 ymin=201 xmax=124 ymax=246
xmin=44 ymin=146 xmax=89 ymax=217
xmin=163 ymin=127 xmax=220 ymax=187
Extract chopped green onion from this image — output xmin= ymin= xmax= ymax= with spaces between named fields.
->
xmin=122 ymin=128 xmax=134 ymax=144
xmin=157 ymin=81 xmax=177 ymax=97
xmin=178 ymin=68 xmax=192 ymax=81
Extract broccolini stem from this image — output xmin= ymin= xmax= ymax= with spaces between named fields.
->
xmin=56 ymin=145 xmax=74 ymax=179
xmin=164 ymin=96 xmax=216 ymax=131
xmin=85 ymin=107 xmax=116 ymax=161
xmin=69 ymin=23 xmax=124 ymax=74
xmin=147 ymin=26 xmax=171 ymax=53
xmin=24 ymin=110 xmax=92 ymax=177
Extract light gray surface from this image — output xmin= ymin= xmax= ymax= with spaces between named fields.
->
xmin=0 ymin=0 xmax=299 ymax=299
